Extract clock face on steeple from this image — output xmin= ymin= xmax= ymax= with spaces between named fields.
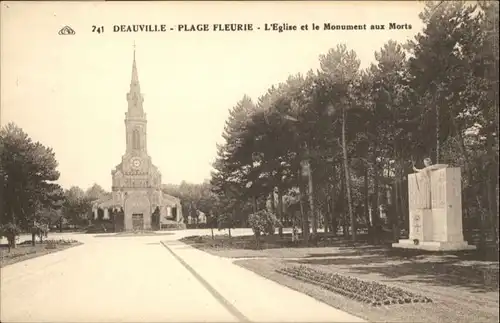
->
xmin=131 ymin=157 xmax=142 ymax=169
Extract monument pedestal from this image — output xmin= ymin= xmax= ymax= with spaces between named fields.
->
xmin=393 ymin=167 xmax=475 ymax=252
xmin=392 ymin=239 xmax=475 ymax=251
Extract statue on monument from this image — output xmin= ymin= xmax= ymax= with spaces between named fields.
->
xmin=410 ymin=157 xmax=448 ymax=209
xmin=412 ymin=157 xmax=448 ymax=174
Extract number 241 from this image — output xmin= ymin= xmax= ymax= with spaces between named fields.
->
xmin=92 ymin=25 xmax=104 ymax=34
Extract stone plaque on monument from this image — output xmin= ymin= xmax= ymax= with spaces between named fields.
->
xmin=408 ymin=172 xmax=431 ymax=210
xmin=392 ymin=160 xmax=475 ymax=251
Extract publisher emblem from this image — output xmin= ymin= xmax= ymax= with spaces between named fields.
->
xmin=58 ymin=26 xmax=76 ymax=35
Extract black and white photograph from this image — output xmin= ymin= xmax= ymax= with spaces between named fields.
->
xmin=1 ymin=1 xmax=498 ymax=322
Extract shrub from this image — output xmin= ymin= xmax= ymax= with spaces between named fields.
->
xmin=0 ymin=223 xmax=21 ymax=248
xmin=32 ymin=223 xmax=49 ymax=242
xmin=249 ymin=210 xmax=283 ymax=238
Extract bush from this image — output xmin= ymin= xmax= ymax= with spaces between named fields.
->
xmin=249 ymin=210 xmax=283 ymax=237
xmin=32 ymin=223 xmax=49 ymax=241
xmin=0 ymin=223 xmax=21 ymax=247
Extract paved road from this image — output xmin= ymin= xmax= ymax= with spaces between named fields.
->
xmin=1 ymin=230 xmax=364 ymax=323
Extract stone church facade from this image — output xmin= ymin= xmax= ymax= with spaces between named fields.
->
xmin=92 ymin=49 xmax=183 ymax=231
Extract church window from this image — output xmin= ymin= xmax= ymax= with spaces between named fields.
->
xmin=132 ymin=129 xmax=141 ymax=150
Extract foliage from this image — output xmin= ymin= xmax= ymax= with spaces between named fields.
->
xmin=0 ymin=222 xmax=21 ymax=236
xmin=0 ymin=123 xmax=63 ymax=240
xmin=248 ymin=210 xmax=283 ymax=237
xmin=0 ymin=223 xmax=21 ymax=246
xmin=85 ymin=183 xmax=108 ymax=201
xmin=162 ymin=180 xmax=216 ymax=223
xmin=62 ymin=187 xmax=94 ymax=226
xmin=209 ymin=1 xmax=499 ymax=249
xmin=32 ymin=222 xmax=49 ymax=240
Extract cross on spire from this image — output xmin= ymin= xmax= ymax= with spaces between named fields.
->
xmin=131 ymin=42 xmax=139 ymax=86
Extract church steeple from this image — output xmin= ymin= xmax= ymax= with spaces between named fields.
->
xmin=126 ymin=42 xmax=144 ymax=117
xmin=125 ymin=42 xmax=147 ymax=154
xmin=130 ymin=43 xmax=140 ymax=93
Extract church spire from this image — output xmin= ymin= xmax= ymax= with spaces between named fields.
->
xmin=126 ymin=41 xmax=144 ymax=117
xmin=130 ymin=41 xmax=140 ymax=92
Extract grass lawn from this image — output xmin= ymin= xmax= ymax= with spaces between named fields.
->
xmin=181 ymin=233 xmax=499 ymax=323
xmin=0 ymin=238 xmax=82 ymax=268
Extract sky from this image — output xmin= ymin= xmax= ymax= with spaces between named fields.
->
xmin=1 ymin=1 xmax=426 ymax=191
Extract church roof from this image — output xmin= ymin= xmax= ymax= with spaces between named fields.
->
xmin=93 ymin=193 xmax=181 ymax=209
xmin=162 ymin=193 xmax=180 ymax=204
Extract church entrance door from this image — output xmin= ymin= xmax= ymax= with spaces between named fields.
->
xmin=132 ymin=213 xmax=144 ymax=230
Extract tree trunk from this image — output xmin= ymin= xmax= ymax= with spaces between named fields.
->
xmin=371 ymin=154 xmax=381 ymax=244
xmin=298 ymin=168 xmax=309 ymax=244
xmin=255 ymin=231 xmax=261 ymax=249
xmin=270 ymin=189 xmax=276 ymax=214
xmin=330 ymin=165 xmax=337 ymax=234
xmin=364 ymin=164 xmax=370 ymax=229
xmin=435 ymin=103 xmax=440 ymax=164
xmin=277 ymin=186 xmax=284 ymax=237
xmin=478 ymin=198 xmax=487 ymax=251
xmin=8 ymin=234 xmax=16 ymax=250
xmin=340 ymin=170 xmax=348 ymax=238
xmin=399 ymin=177 xmax=408 ymax=234
xmin=341 ymin=106 xmax=356 ymax=241
xmin=307 ymin=158 xmax=317 ymax=235
xmin=324 ymin=196 xmax=330 ymax=233
xmin=393 ymin=181 xmax=401 ymax=242
xmin=485 ymin=134 xmax=499 ymax=253
xmin=391 ymin=158 xmax=401 ymax=242
xmin=329 ymin=195 xmax=337 ymax=234
xmin=304 ymin=143 xmax=317 ymax=235
xmin=487 ymin=174 xmax=498 ymax=252
xmin=456 ymin=124 xmax=475 ymax=241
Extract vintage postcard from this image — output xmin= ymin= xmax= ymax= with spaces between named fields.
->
xmin=1 ymin=1 xmax=498 ymax=322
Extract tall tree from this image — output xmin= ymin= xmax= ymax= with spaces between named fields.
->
xmin=318 ymin=44 xmax=361 ymax=241
xmin=0 ymin=123 xmax=63 ymax=246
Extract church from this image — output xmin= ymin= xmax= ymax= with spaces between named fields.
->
xmin=92 ymin=48 xmax=184 ymax=231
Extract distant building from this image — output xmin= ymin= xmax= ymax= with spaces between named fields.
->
xmin=92 ymin=48 xmax=183 ymax=231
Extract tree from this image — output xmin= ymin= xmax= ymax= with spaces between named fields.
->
xmin=85 ymin=183 xmax=108 ymax=201
xmin=208 ymin=0 xmax=498 ymax=252
xmin=248 ymin=210 xmax=282 ymax=248
xmin=408 ymin=0 xmax=499 ymax=251
xmin=0 ymin=123 xmax=63 ymax=247
xmin=63 ymin=186 xmax=93 ymax=227
xmin=318 ymin=44 xmax=362 ymax=241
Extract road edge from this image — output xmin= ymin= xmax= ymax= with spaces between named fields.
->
xmin=160 ymin=240 xmax=251 ymax=323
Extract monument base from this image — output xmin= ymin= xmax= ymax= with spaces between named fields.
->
xmin=392 ymin=239 xmax=476 ymax=251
